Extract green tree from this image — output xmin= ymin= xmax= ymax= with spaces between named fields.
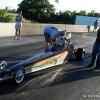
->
xmin=18 ymin=0 xmax=55 ymax=22
xmin=87 ymin=10 xmax=100 ymax=17
xmin=70 ymin=10 xmax=77 ymax=24
xmin=6 ymin=15 xmax=15 ymax=22
xmin=54 ymin=0 xmax=59 ymax=3
xmin=0 ymin=9 xmax=7 ymax=17
xmin=10 ymin=9 xmax=17 ymax=13
xmin=79 ymin=10 xmax=87 ymax=16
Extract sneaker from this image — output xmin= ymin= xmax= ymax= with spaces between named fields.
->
xmin=14 ymin=37 xmax=18 ymax=40
xmin=86 ymin=63 xmax=94 ymax=68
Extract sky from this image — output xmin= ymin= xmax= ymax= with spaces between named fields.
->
xmin=0 ymin=0 xmax=100 ymax=13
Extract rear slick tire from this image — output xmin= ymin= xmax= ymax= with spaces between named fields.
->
xmin=75 ymin=48 xmax=85 ymax=60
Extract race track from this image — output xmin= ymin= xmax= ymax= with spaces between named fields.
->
xmin=1 ymin=32 xmax=100 ymax=100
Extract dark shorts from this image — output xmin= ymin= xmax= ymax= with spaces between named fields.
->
xmin=44 ymin=32 xmax=50 ymax=43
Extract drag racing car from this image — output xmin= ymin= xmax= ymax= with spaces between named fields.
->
xmin=0 ymin=33 xmax=85 ymax=84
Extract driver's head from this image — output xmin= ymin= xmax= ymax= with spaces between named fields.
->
xmin=60 ymin=30 xmax=66 ymax=36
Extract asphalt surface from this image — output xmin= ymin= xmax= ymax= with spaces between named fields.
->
xmin=0 ymin=32 xmax=100 ymax=100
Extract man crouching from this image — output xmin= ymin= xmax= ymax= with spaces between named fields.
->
xmin=43 ymin=26 xmax=66 ymax=50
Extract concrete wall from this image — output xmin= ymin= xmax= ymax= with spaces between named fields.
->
xmin=22 ymin=24 xmax=67 ymax=35
xmin=0 ymin=23 xmax=15 ymax=37
xmin=22 ymin=23 xmax=94 ymax=35
xmin=0 ymin=23 xmax=94 ymax=37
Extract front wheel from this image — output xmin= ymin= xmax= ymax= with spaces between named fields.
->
xmin=75 ymin=48 xmax=85 ymax=60
xmin=14 ymin=68 xmax=25 ymax=84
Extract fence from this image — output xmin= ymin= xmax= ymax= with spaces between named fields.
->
xmin=0 ymin=17 xmax=31 ymax=23
xmin=0 ymin=17 xmax=11 ymax=22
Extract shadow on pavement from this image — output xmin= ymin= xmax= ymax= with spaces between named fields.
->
xmin=0 ymin=53 xmax=98 ymax=96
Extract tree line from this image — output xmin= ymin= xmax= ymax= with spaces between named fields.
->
xmin=17 ymin=0 xmax=100 ymax=24
xmin=0 ymin=0 xmax=100 ymax=23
